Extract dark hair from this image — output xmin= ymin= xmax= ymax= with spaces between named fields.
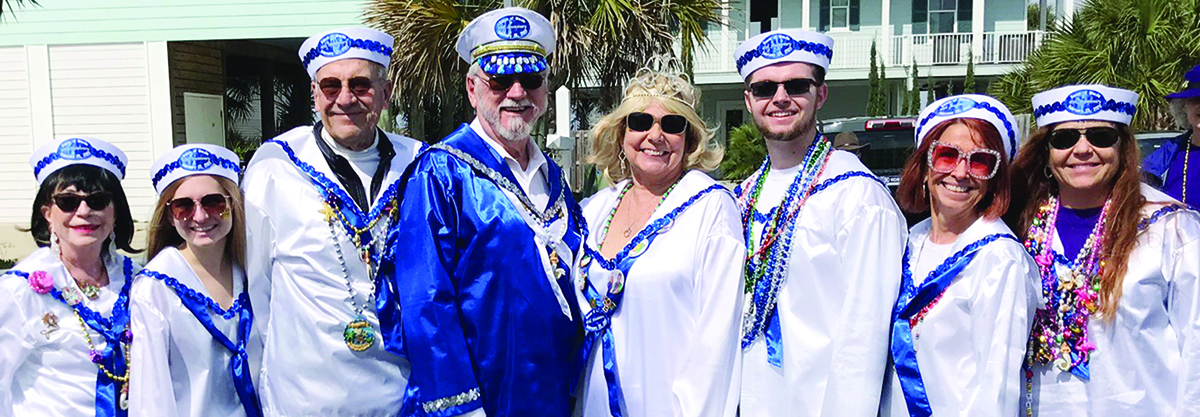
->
xmin=895 ymin=117 xmax=1012 ymax=219
xmin=1005 ymin=122 xmax=1143 ymax=320
xmin=29 ymin=165 xmax=140 ymax=253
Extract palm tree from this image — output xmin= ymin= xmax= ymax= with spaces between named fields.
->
xmin=1 ymin=0 xmax=37 ymax=19
xmin=990 ymin=0 xmax=1200 ymax=130
xmin=364 ymin=0 xmax=723 ymax=142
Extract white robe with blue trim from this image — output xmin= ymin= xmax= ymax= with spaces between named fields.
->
xmin=242 ymin=126 xmax=421 ymax=416
xmin=879 ymin=217 xmax=1040 ymax=417
xmin=129 ymin=247 xmax=262 ymax=417
xmin=574 ymin=170 xmax=745 ymax=417
xmin=739 ymin=151 xmax=908 ymax=417
xmin=1025 ymin=185 xmax=1200 ymax=417
xmin=0 ymin=248 xmax=140 ymax=415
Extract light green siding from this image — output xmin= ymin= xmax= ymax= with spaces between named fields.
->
xmin=0 ymin=0 xmax=369 ymax=46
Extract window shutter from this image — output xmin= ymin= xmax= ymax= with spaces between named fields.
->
xmin=958 ymin=0 xmax=972 ymax=32
xmin=820 ymin=0 xmax=830 ymax=32
xmin=850 ymin=0 xmax=860 ymax=30
xmin=913 ymin=0 xmax=928 ymax=33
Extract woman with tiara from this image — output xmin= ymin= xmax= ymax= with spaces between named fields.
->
xmin=129 ymin=144 xmax=261 ymax=416
xmin=1011 ymin=84 xmax=1200 ymax=416
xmin=0 ymin=136 xmax=140 ymax=415
xmin=574 ymin=63 xmax=744 ymax=416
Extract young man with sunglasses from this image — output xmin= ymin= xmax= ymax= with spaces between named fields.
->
xmin=732 ymin=29 xmax=907 ymax=417
xmin=387 ymin=8 xmax=586 ymax=417
xmin=240 ymin=27 xmax=422 ymax=415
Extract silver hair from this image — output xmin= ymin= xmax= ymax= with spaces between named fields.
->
xmin=1168 ymin=98 xmax=1198 ymax=129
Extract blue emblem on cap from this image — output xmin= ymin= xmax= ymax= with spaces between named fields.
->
xmin=935 ymin=97 xmax=976 ymax=116
xmin=178 ymin=148 xmax=216 ymax=171
xmin=318 ymin=33 xmax=352 ymax=58
xmin=495 ymin=15 xmax=531 ymax=40
xmin=758 ymin=34 xmax=796 ymax=59
xmin=1065 ymin=89 xmax=1105 ymax=115
xmin=56 ymin=138 xmax=94 ymax=161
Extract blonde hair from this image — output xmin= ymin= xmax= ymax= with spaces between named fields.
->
xmin=587 ymin=68 xmax=722 ymax=183
xmin=146 ymin=176 xmax=247 ymax=271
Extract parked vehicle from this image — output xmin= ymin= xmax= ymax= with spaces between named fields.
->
xmin=819 ymin=116 xmax=917 ymax=191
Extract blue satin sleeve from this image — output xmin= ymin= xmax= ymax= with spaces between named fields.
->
xmin=392 ymin=153 xmax=484 ymax=417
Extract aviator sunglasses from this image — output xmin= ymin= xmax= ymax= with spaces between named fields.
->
xmin=479 ymin=73 xmax=545 ymax=92
xmin=927 ymin=141 xmax=1002 ymax=180
xmin=626 ymin=112 xmax=689 ymax=135
xmin=167 ymin=193 xmax=231 ymax=221
xmin=318 ymin=77 xmax=375 ymax=97
xmin=1047 ymin=127 xmax=1120 ymax=150
xmin=51 ymin=192 xmax=112 ymax=212
xmin=747 ymin=78 xmax=820 ymax=99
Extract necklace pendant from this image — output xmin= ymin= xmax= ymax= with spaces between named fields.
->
xmin=80 ymin=284 xmax=100 ymax=300
xmin=623 ymin=228 xmax=632 ymax=238
xmin=344 ymin=316 xmax=376 ymax=351
xmin=548 ymin=249 xmax=559 ymax=266
xmin=119 ymin=382 xmax=129 ymax=410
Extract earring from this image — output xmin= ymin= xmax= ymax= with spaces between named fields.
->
xmin=619 ymin=153 xmax=629 ymax=175
xmin=1044 ymin=166 xmax=1053 ymax=179
xmin=50 ymin=230 xmax=61 ymax=260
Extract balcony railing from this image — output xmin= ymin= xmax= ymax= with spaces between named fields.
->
xmin=687 ymin=30 xmax=1045 ymax=75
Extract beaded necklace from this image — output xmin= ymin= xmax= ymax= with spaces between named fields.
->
xmin=1024 ymin=195 xmax=1111 ymax=373
xmin=13 ymin=256 xmax=135 ymax=411
xmin=1184 ymin=141 xmax=1191 ymax=204
xmin=736 ymin=134 xmax=834 ymax=345
xmin=598 ymin=179 xmax=681 ymax=246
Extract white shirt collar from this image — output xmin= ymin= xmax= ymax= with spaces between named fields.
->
xmin=470 ymin=117 xmax=547 ymax=177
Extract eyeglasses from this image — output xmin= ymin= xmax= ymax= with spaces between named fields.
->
xmin=318 ymin=76 xmax=376 ymax=97
xmin=626 ymin=112 xmax=689 ymax=135
xmin=927 ymin=141 xmax=1002 ymax=180
xmin=478 ymin=73 xmax=545 ymax=92
xmin=167 ymin=193 xmax=230 ymax=221
xmin=747 ymin=78 xmax=820 ymax=99
xmin=1047 ymin=127 xmax=1120 ymax=150
xmin=52 ymin=192 xmax=112 ymax=212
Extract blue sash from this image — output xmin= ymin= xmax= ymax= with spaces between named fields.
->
xmin=138 ymin=270 xmax=262 ymax=417
xmin=577 ymin=184 xmax=724 ymax=417
xmin=890 ymin=233 xmax=1015 ymax=417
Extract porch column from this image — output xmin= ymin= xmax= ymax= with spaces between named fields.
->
xmin=972 ymin=0 xmax=984 ymax=58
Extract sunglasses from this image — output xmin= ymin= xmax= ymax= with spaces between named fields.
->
xmin=1047 ymin=127 xmax=1120 ymax=150
xmin=626 ymin=112 xmax=689 ymax=135
xmin=927 ymin=142 xmax=1002 ymax=180
xmin=747 ymin=78 xmax=820 ymax=99
xmin=167 ymin=194 xmax=230 ymax=221
xmin=51 ymin=192 xmax=112 ymax=212
xmin=318 ymin=77 xmax=375 ymax=97
xmin=479 ymin=73 xmax=545 ymax=92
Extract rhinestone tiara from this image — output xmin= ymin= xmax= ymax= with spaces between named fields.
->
xmin=621 ymin=56 xmax=699 ymax=109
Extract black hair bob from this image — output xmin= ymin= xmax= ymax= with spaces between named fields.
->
xmin=29 ymin=164 xmax=139 ymax=253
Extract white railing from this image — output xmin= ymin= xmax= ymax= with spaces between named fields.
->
xmin=688 ymin=30 xmax=1045 ymax=74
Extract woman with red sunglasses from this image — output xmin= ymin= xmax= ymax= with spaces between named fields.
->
xmin=882 ymin=95 xmax=1040 ymax=417
xmin=1010 ymin=85 xmax=1200 ymax=416
xmin=0 ymin=136 xmax=140 ymax=416
xmin=128 ymin=144 xmax=261 ymax=416
xmin=574 ymin=64 xmax=744 ymax=417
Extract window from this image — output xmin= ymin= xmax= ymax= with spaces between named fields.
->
xmin=929 ymin=0 xmax=956 ymax=33
xmin=820 ymin=0 xmax=858 ymax=32
xmin=831 ymin=0 xmax=850 ymax=29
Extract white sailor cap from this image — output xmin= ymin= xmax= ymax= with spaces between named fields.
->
xmin=299 ymin=27 xmax=395 ymax=78
xmin=1031 ymin=84 xmax=1138 ymax=127
xmin=917 ymin=94 xmax=1020 ymax=160
xmin=29 ymin=137 xmax=127 ymax=185
xmin=456 ymin=7 xmax=555 ymax=75
xmin=734 ymin=29 xmax=834 ymax=81
xmin=150 ymin=144 xmax=241 ymax=195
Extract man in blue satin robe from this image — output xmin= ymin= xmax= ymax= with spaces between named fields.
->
xmin=387 ymin=7 xmax=585 ymax=417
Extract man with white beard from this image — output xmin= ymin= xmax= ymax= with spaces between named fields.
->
xmin=733 ymin=29 xmax=908 ymax=417
xmin=385 ymin=7 xmax=586 ymax=417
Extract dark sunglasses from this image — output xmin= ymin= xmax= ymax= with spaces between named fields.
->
xmin=167 ymin=193 xmax=230 ymax=221
xmin=1047 ymin=127 xmax=1120 ymax=150
xmin=480 ymin=73 xmax=545 ymax=92
xmin=318 ymin=76 xmax=375 ymax=97
xmin=52 ymin=192 xmax=112 ymax=212
xmin=626 ymin=112 xmax=689 ymax=135
xmin=927 ymin=142 xmax=1002 ymax=180
xmin=747 ymin=78 xmax=820 ymax=99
